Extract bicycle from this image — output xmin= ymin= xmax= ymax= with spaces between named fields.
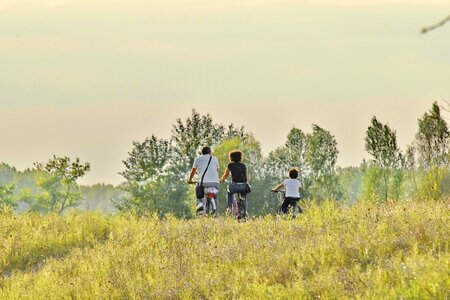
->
xmin=188 ymin=181 xmax=218 ymax=217
xmin=271 ymin=190 xmax=302 ymax=218
xmin=225 ymin=181 xmax=248 ymax=221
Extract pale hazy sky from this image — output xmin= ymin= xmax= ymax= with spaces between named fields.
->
xmin=1 ymin=0 xmax=449 ymax=185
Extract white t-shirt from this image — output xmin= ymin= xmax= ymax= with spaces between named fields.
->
xmin=283 ymin=178 xmax=302 ymax=198
xmin=193 ymin=155 xmax=220 ymax=183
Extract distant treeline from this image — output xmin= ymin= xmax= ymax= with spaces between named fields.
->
xmin=1 ymin=102 xmax=450 ymax=217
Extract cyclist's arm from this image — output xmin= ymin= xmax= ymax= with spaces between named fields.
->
xmin=272 ymin=183 xmax=284 ymax=192
xmin=188 ymin=168 xmax=197 ymax=183
xmin=220 ymin=169 xmax=230 ymax=183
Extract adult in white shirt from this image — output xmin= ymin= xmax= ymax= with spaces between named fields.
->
xmin=272 ymin=168 xmax=303 ymax=215
xmin=188 ymin=146 xmax=220 ymax=212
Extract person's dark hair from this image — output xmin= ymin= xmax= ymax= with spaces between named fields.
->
xmin=201 ymin=146 xmax=212 ymax=155
xmin=288 ymin=168 xmax=299 ymax=179
xmin=229 ymin=150 xmax=243 ymax=162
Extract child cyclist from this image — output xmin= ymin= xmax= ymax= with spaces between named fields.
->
xmin=272 ymin=168 xmax=303 ymax=215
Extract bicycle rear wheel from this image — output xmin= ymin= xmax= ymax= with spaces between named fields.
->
xmin=231 ymin=196 xmax=238 ymax=219
xmin=237 ymin=195 xmax=247 ymax=221
xmin=205 ymin=197 xmax=218 ymax=217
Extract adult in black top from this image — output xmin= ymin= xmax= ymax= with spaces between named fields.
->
xmin=227 ymin=161 xmax=247 ymax=183
xmin=220 ymin=150 xmax=249 ymax=219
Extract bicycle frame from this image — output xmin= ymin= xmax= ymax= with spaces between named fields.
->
xmin=203 ymin=193 xmax=217 ymax=217
xmin=230 ymin=192 xmax=247 ymax=221
xmin=199 ymin=187 xmax=218 ymax=217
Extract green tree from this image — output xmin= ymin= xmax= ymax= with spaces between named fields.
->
xmin=285 ymin=127 xmax=307 ymax=169
xmin=305 ymin=124 xmax=340 ymax=200
xmin=119 ymin=135 xmax=192 ymax=217
xmin=414 ymin=103 xmax=450 ymax=200
xmin=0 ymin=183 xmax=16 ymax=208
xmin=0 ymin=163 xmax=17 ymax=209
xmin=416 ymin=102 xmax=450 ymax=168
xmin=79 ymin=183 xmax=125 ymax=213
xmin=121 ymin=135 xmax=172 ymax=183
xmin=0 ymin=163 xmax=16 ymax=183
xmin=264 ymin=147 xmax=290 ymax=181
xmin=31 ymin=156 xmax=90 ymax=214
xmin=364 ymin=117 xmax=403 ymax=201
xmin=403 ymin=145 xmax=419 ymax=199
xmin=337 ymin=167 xmax=363 ymax=204
xmin=172 ymin=109 xmax=230 ymax=173
xmin=264 ymin=127 xmax=307 ymax=180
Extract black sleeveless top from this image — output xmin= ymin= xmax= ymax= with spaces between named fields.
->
xmin=227 ymin=162 xmax=247 ymax=183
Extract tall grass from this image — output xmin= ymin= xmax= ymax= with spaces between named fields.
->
xmin=1 ymin=199 xmax=449 ymax=299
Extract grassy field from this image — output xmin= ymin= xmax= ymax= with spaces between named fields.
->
xmin=0 ymin=200 xmax=449 ymax=299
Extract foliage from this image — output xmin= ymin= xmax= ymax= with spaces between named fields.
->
xmin=171 ymin=109 xmax=244 ymax=174
xmin=304 ymin=124 xmax=340 ymax=200
xmin=285 ymin=127 xmax=307 ymax=167
xmin=0 ymin=164 xmax=18 ymax=209
xmin=364 ymin=117 xmax=403 ymax=202
xmin=118 ymin=134 xmax=192 ymax=217
xmin=0 ymin=163 xmax=16 ymax=184
xmin=412 ymin=103 xmax=450 ymax=201
xmin=0 ymin=183 xmax=16 ymax=208
xmin=263 ymin=127 xmax=307 ymax=181
xmin=5 ymin=103 xmax=450 ymax=216
xmin=121 ymin=135 xmax=173 ymax=183
xmin=416 ymin=102 xmax=450 ymax=168
xmin=0 ymin=200 xmax=448 ymax=299
xmin=119 ymin=135 xmax=183 ymax=215
xmin=261 ymin=125 xmax=340 ymax=203
xmin=337 ymin=167 xmax=363 ymax=204
xmin=30 ymin=156 xmax=91 ymax=214
xmin=365 ymin=117 xmax=401 ymax=170
xmin=416 ymin=166 xmax=450 ymax=201
xmin=78 ymin=184 xmax=125 ymax=213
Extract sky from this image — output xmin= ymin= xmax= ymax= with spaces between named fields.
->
xmin=1 ymin=0 xmax=449 ymax=185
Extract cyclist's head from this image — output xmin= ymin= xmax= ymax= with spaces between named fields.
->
xmin=201 ymin=146 xmax=212 ymax=155
xmin=288 ymin=168 xmax=299 ymax=179
xmin=229 ymin=150 xmax=243 ymax=162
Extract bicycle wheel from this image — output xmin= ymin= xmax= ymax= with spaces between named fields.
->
xmin=237 ymin=194 xmax=247 ymax=221
xmin=196 ymin=197 xmax=205 ymax=217
xmin=276 ymin=204 xmax=283 ymax=216
xmin=231 ymin=197 xmax=238 ymax=219
xmin=205 ymin=197 xmax=218 ymax=217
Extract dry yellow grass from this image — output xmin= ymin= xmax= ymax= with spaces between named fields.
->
xmin=1 ymin=199 xmax=449 ymax=299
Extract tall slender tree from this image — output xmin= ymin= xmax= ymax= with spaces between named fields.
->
xmin=305 ymin=124 xmax=340 ymax=200
xmin=364 ymin=117 xmax=402 ymax=201
xmin=415 ymin=103 xmax=450 ymax=200
xmin=416 ymin=102 xmax=450 ymax=169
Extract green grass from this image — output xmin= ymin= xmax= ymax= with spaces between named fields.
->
xmin=0 ymin=200 xmax=449 ymax=299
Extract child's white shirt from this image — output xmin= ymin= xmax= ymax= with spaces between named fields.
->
xmin=283 ymin=179 xmax=302 ymax=198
